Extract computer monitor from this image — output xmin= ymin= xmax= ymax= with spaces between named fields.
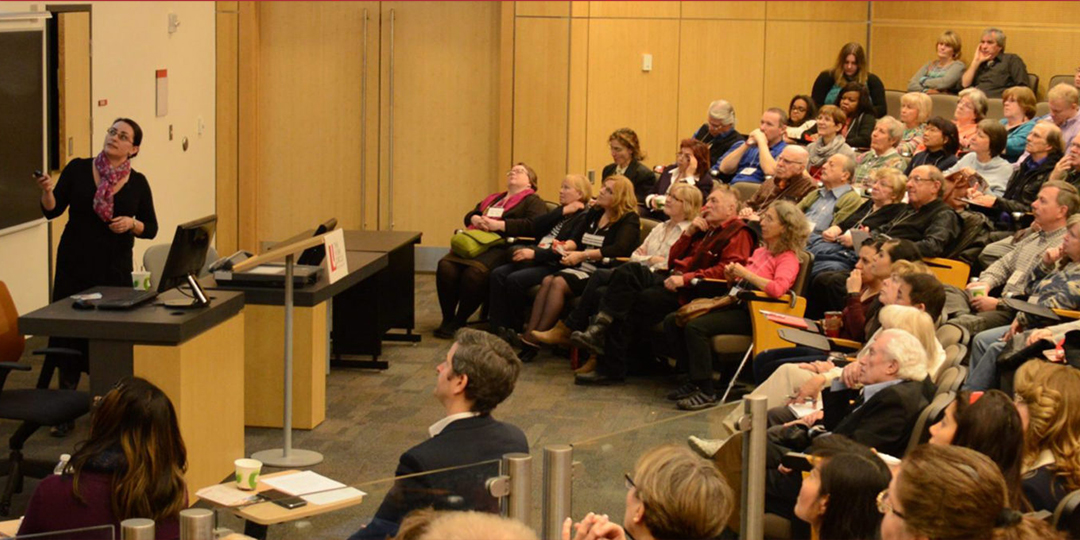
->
xmin=158 ymin=214 xmax=216 ymax=308
xmin=297 ymin=217 xmax=337 ymax=266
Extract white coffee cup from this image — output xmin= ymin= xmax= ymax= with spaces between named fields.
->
xmin=234 ymin=458 xmax=262 ymax=490
xmin=131 ymin=271 xmax=151 ymax=291
xmin=969 ymin=284 xmax=988 ymax=298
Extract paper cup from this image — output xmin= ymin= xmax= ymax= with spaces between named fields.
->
xmin=132 ymin=271 xmax=151 ymax=291
xmin=969 ymin=284 xmax=988 ymax=298
xmin=234 ymin=458 xmax=262 ymax=490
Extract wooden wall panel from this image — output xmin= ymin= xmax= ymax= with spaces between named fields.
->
xmin=217 ymin=1 xmax=238 ymax=13
xmin=571 ymin=1 xmax=589 ymax=18
xmin=516 ymin=1 xmax=569 ymax=18
xmin=766 ymin=1 xmax=867 ymax=21
xmin=872 ymin=1 xmax=1080 ymax=26
xmin=588 ymin=1 xmax=679 ymax=19
xmin=585 ymin=19 xmax=679 ymax=174
xmin=763 ymin=21 xmax=868 ymax=113
xmin=678 ymin=20 xmax=765 ymax=137
xmin=237 ymin=1 xmax=259 ymax=252
xmin=513 ymin=18 xmax=570 ymax=200
xmin=680 ymin=2 xmax=764 ymax=20
xmin=567 ymin=18 xmax=590 ymax=176
xmin=216 ymin=11 xmax=238 ymax=255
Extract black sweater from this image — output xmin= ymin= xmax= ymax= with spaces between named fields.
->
xmin=567 ymin=207 xmax=641 ymax=258
xmin=995 ymin=152 xmax=1064 ymax=215
xmin=463 ymin=192 xmax=548 ymax=236
xmin=812 ymin=71 xmax=888 ymax=118
xmin=602 ymin=160 xmax=656 ymax=205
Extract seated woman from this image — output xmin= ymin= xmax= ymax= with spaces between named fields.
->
xmin=1000 ymin=86 xmax=1038 ymax=162
xmin=603 ymin=128 xmax=654 ymax=205
xmin=954 ymin=87 xmax=989 ymax=152
xmin=518 ymin=175 xmax=640 ymax=359
xmin=906 ymin=30 xmax=965 ymax=94
xmin=811 ymin=43 xmax=886 ymax=118
xmin=837 ymin=82 xmax=877 ymax=149
xmin=435 ymin=163 xmax=548 ymax=338
xmin=18 ymin=378 xmax=187 ymax=539
xmin=880 ymin=444 xmax=1062 ymax=540
xmin=811 ymin=168 xmax=908 ymax=276
xmin=805 ymin=105 xmax=855 ymax=177
xmin=488 ymin=174 xmax=591 ymax=339
xmin=794 ymin=436 xmax=891 ymax=540
xmin=905 ymin=116 xmax=960 ymax=174
xmin=1014 ymin=361 xmax=1080 ymax=512
xmin=897 ymin=92 xmax=931 ymax=157
xmin=944 ymin=119 xmax=1011 ymax=196
xmin=928 ymin=389 xmax=1027 ymax=510
xmin=641 ymin=139 xmax=711 ymax=220
xmin=853 ymin=116 xmax=909 ymax=188
xmin=784 ymin=95 xmax=818 ymax=145
xmin=663 ymin=201 xmax=809 ymax=411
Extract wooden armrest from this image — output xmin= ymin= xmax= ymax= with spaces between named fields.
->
xmin=1053 ymin=308 xmax=1080 ymax=320
xmin=828 ymin=337 xmax=863 ymax=351
xmin=0 ymin=363 xmax=31 ymax=372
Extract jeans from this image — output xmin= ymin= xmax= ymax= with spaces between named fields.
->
xmin=663 ymin=304 xmax=752 ymax=395
xmin=963 ymin=325 xmax=1010 ymax=390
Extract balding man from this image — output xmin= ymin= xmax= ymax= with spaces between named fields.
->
xmin=740 ymin=145 xmax=815 ymax=219
xmin=717 ymin=108 xmax=788 ymax=184
xmin=694 ymin=100 xmax=745 ymax=165
xmin=961 ymin=28 xmax=1030 ymax=98
xmin=797 ymin=153 xmax=863 ymax=234
xmin=1043 ymin=83 xmax=1080 ymax=148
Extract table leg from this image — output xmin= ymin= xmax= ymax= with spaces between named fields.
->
xmin=244 ymin=520 xmax=269 ymax=540
xmin=87 ymin=340 xmax=134 ymax=397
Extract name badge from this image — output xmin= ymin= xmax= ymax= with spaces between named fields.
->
xmin=582 ymin=233 xmax=605 ymax=247
xmin=485 ymin=207 xmax=504 ymax=218
xmin=538 ymin=234 xmax=556 ymax=249
xmin=739 ymin=167 xmax=758 ymax=177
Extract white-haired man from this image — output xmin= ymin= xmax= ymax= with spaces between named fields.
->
xmin=693 ymin=100 xmax=745 ymax=165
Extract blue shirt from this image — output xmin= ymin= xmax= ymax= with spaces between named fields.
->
xmin=718 ymin=140 xmax=788 ymax=185
xmin=804 ymin=184 xmax=854 ymax=233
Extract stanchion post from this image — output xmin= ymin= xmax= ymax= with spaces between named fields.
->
xmin=542 ymin=444 xmax=573 ymax=540
xmin=740 ymin=395 xmax=767 ymax=540
xmin=504 ymin=452 xmax=532 ymax=524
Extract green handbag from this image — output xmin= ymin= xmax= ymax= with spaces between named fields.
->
xmin=450 ymin=229 xmax=505 ymax=258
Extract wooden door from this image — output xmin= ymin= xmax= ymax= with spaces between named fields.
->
xmin=54 ymin=11 xmax=91 ymax=282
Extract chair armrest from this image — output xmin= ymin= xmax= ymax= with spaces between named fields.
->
xmin=0 ymin=362 xmax=32 ymax=372
xmin=505 ymin=236 xmax=536 ymax=244
xmin=1053 ymin=308 xmax=1080 ymax=320
xmin=31 ymin=347 xmax=83 ymax=357
xmin=828 ymin=337 xmax=863 ymax=351
xmin=688 ymin=277 xmax=729 ymax=296
xmin=738 ymin=289 xmax=799 ymax=309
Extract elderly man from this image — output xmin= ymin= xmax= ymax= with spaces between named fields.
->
xmin=717 ymin=108 xmax=788 ymax=184
xmin=797 ymin=153 xmax=863 ymax=234
xmin=693 ymin=100 xmax=745 ymax=165
xmin=350 ymin=329 xmax=528 ymax=540
xmin=1050 ymin=134 xmax=1080 ymax=189
xmin=740 ymin=145 xmax=815 ymax=219
xmin=961 ymin=27 xmax=1030 ymax=98
xmin=853 ymin=116 xmax=909 ymax=187
xmin=573 ymin=186 xmax=754 ymax=387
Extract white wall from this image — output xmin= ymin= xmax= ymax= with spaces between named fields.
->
xmin=0 ymin=1 xmax=216 ymax=315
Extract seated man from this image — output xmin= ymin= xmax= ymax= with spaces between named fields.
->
xmin=349 ymin=329 xmax=528 ymax=540
xmin=941 ymin=169 xmax=992 ymax=265
xmin=1038 ymin=83 xmax=1080 ymax=151
xmin=797 ymin=153 xmax=863 ymax=235
xmin=694 ymin=99 xmax=745 ymax=166
xmin=968 ymin=121 xmax=1065 ymax=222
xmin=960 ymin=27 xmax=1030 ymax=98
xmin=1049 ymin=132 xmax=1080 ymax=189
xmin=739 ymin=145 xmax=815 ymax=220
xmin=716 ymin=108 xmax=788 ymax=184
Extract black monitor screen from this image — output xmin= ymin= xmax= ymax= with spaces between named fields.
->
xmin=158 ymin=215 xmax=216 ymax=293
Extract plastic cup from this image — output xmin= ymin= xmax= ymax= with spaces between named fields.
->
xmin=131 ymin=271 xmax=151 ymax=291
xmin=234 ymin=458 xmax=262 ymax=490
xmin=823 ymin=311 xmax=843 ymax=338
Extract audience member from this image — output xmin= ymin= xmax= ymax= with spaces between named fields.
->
xmin=961 ymin=27 xmax=1031 ymax=98
xmin=717 ymin=108 xmax=788 ymax=184
xmin=784 ymin=95 xmax=817 ymax=144
xmin=897 ymin=92 xmax=931 ymax=157
xmin=905 ymin=116 xmax=959 ymax=174
xmin=350 ymin=329 xmax=528 ymax=540
xmin=853 ymin=116 xmax=909 ymax=187
xmin=419 ymin=512 xmax=537 ymax=540
xmin=880 ymin=445 xmax=1061 ymax=540
xmin=940 ymin=169 xmax=993 ymax=265
xmin=1014 ymin=361 xmax=1080 ymax=512
xmin=837 ymin=82 xmax=877 ymax=148
xmin=879 ymin=165 xmax=960 ymax=259
xmin=794 ymin=437 xmax=891 ymax=540
xmin=18 ymin=378 xmax=186 ymax=540
xmin=641 ymin=139 xmax=711 ymax=220
xmin=692 ymin=100 xmax=745 ymax=166
xmin=812 ymin=42 xmax=887 ymax=118
xmin=1050 ymin=134 xmax=1080 ymax=188
xmin=944 ymin=118 xmax=1012 ymax=196
xmin=602 ymin=128 xmax=655 ymax=204
xmin=740 ymin=146 xmax=815 ymax=219
xmin=954 ymin=87 xmax=988 ymax=151
xmin=798 ymin=153 xmax=862 ymax=234
xmin=1000 ymin=85 xmax=1038 ymax=162
xmin=804 ymin=105 xmax=856 ymax=176
xmin=968 ymin=122 xmax=1064 ymax=223
xmin=907 ymin=30 xmax=966 ymax=94
xmin=811 ymin=168 xmax=907 ymax=275
xmin=1044 ymin=83 xmax=1080 ymax=149
xmin=436 ymin=163 xmax=547 ymax=338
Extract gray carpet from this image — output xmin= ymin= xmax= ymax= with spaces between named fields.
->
xmin=2 ymin=273 xmax=739 ymax=538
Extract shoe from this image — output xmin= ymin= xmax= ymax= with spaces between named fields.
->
xmin=434 ymin=322 xmax=458 ymax=339
xmin=518 ymin=345 xmax=539 ymax=363
xmin=50 ymin=421 xmax=73 ymax=438
xmin=533 ymin=321 xmax=572 ymax=347
xmin=570 ymin=313 xmax=613 ymax=356
xmin=495 ymin=327 xmax=521 ymax=348
xmin=688 ymin=434 xmax=726 ymax=459
xmin=574 ymin=371 xmax=623 ymax=386
xmin=666 ymin=382 xmax=699 ymax=401
xmin=677 ymin=390 xmax=719 ymax=411
xmin=574 ymin=355 xmax=597 ymax=374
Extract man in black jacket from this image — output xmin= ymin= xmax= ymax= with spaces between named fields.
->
xmin=349 ymin=329 xmax=528 ymax=540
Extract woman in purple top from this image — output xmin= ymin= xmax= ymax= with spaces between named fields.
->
xmin=19 ymin=378 xmax=188 ymax=540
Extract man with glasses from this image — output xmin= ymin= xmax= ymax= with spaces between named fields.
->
xmin=740 ymin=146 xmax=816 ymax=219
xmin=693 ymin=100 xmax=745 ymax=166
xmin=960 ymin=28 xmax=1030 ymax=98
xmin=797 ymin=153 xmax=863 ymax=234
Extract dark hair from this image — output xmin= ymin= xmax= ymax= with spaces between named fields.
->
xmin=977 ymin=119 xmax=1008 ymax=158
xmin=788 ymin=95 xmax=818 ymax=127
xmin=808 ymin=436 xmax=892 ymax=540
xmin=70 ymin=377 xmax=187 ymax=522
xmin=926 ymin=116 xmax=961 ymax=155
xmin=609 ymin=128 xmax=646 ymax=162
xmin=881 ymin=238 xmax=921 ymax=265
xmin=451 ymin=328 xmax=522 ymax=414
xmin=898 ymin=273 xmax=946 ymax=322
xmin=953 ymin=390 xmax=1028 ymax=511
xmin=680 ymin=139 xmax=712 ymax=178
xmin=840 ymin=82 xmax=875 ymax=119
xmin=113 ymin=118 xmax=143 ymax=158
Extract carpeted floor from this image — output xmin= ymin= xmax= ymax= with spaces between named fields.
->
xmin=1 ymin=273 xmax=740 ymax=538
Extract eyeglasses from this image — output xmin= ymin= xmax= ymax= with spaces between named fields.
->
xmin=507 ymin=167 xmax=528 ymax=176
xmin=876 ymin=489 xmax=905 ymax=519
xmin=908 ymin=175 xmax=936 ymax=184
xmin=106 ymin=127 xmax=133 ymax=143
xmin=624 ymin=473 xmax=636 ymax=490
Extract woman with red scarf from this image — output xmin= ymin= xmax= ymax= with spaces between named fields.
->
xmin=435 ymin=163 xmax=547 ymax=338
xmin=34 ymin=118 xmax=157 ymax=431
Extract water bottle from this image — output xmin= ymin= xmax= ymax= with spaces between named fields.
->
xmin=54 ymin=453 xmax=70 ymax=475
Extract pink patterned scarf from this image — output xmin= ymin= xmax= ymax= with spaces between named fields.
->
xmin=92 ymin=152 xmax=131 ymax=222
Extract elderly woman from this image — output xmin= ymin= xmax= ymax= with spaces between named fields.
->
xmin=662 ymin=201 xmax=809 ymax=410
xmin=944 ymin=119 xmax=1012 ymax=195
xmin=853 ymin=116 xmax=909 ymax=188
xmin=1000 ymin=86 xmax=1038 ymax=162
xmin=641 ymin=139 xmax=711 ymax=220
xmin=805 ymin=105 xmax=855 ymax=177
xmin=906 ymin=116 xmax=960 ymax=174
xmin=837 ymin=82 xmax=878 ymax=148
xmin=1014 ymin=361 xmax=1080 ymax=512
xmin=784 ymin=95 xmax=818 ymax=145
xmin=435 ymin=163 xmax=548 ymax=338
xmin=488 ymin=174 xmax=592 ymax=339
xmin=906 ymin=30 xmax=966 ymax=94
xmin=813 ymin=168 xmax=908 ymax=274
xmin=518 ymin=176 xmax=640 ymax=359
xmin=897 ymin=92 xmax=932 ymax=157
xmin=602 ymin=128 xmax=654 ymax=205
xmin=811 ymin=43 xmax=887 ymax=118
xmin=954 ymin=87 xmax=989 ymax=152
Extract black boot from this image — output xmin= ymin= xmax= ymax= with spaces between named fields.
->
xmin=1064 ymin=330 xmax=1080 ymax=368
xmin=570 ymin=312 xmax=613 ymax=356
xmin=997 ymin=337 xmax=1055 ymax=372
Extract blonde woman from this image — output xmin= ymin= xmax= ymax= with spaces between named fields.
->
xmin=907 ymin=30 xmax=965 ymax=94
xmin=897 ymin=92 xmax=932 ymax=157
xmin=1014 ymin=361 xmax=1080 ymax=511
xmin=954 ymin=87 xmax=988 ymax=152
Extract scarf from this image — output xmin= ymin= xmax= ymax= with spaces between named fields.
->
xmin=807 ymin=135 xmax=850 ymax=167
xmin=468 ymin=189 xmax=536 ymax=230
xmin=92 ymin=152 xmax=131 ymax=222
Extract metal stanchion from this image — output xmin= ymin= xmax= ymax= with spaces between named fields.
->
xmin=179 ymin=508 xmax=215 ymax=540
xmin=504 ymin=453 xmax=532 ymax=523
xmin=740 ymin=395 xmax=767 ymax=540
xmin=542 ymin=445 xmax=573 ymax=540
xmin=120 ymin=518 xmax=155 ymax=540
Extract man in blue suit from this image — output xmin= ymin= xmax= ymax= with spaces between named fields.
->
xmin=350 ymin=329 xmax=528 ymax=539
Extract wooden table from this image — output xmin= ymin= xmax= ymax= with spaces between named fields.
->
xmin=213 ymin=470 xmax=364 ymax=539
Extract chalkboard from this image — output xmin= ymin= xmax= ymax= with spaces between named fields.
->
xmin=0 ymin=29 xmax=46 ymax=232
